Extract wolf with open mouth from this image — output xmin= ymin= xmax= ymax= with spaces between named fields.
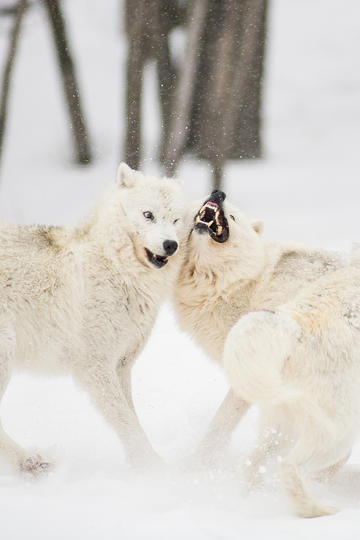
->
xmin=0 ymin=163 xmax=188 ymax=474
xmin=172 ymin=190 xmax=359 ymax=517
xmin=194 ymin=190 xmax=229 ymax=243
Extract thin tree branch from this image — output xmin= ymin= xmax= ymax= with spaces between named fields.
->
xmin=43 ymin=0 xmax=92 ymax=164
xmin=0 ymin=0 xmax=28 ymax=170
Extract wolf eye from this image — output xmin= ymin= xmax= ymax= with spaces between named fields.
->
xmin=143 ymin=211 xmax=154 ymax=221
xmin=230 ymin=215 xmax=236 ymax=222
xmin=173 ymin=218 xmax=180 ymax=225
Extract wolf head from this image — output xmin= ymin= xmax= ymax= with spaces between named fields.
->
xmin=105 ymin=163 xmax=188 ymax=270
xmin=188 ymin=190 xmax=265 ymax=281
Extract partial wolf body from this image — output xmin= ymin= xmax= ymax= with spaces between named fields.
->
xmin=224 ymin=266 xmax=360 ymax=517
xmin=173 ymin=191 xmax=359 ymax=516
xmin=0 ymin=163 xmax=187 ymax=472
xmin=176 ymin=242 xmax=343 ymax=363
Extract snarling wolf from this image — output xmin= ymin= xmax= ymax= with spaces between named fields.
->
xmin=0 ymin=163 xmax=187 ymax=473
xmin=173 ymin=190 xmax=360 ymax=516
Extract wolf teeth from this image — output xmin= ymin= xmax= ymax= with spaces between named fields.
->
xmin=199 ymin=208 xmax=206 ymax=220
xmin=195 ymin=216 xmax=214 ymax=227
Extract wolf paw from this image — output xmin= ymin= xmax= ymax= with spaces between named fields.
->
xmin=20 ymin=454 xmax=52 ymax=476
xmin=296 ymin=502 xmax=338 ymax=519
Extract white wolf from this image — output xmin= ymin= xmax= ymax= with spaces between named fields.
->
xmin=173 ymin=190 xmax=360 ymax=517
xmin=0 ymin=163 xmax=187 ymax=473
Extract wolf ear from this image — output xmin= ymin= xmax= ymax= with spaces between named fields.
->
xmin=252 ymin=220 xmax=264 ymax=235
xmin=117 ymin=162 xmax=138 ymax=188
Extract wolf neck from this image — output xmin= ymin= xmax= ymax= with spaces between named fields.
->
xmin=185 ymin=235 xmax=269 ymax=292
xmin=173 ymin=240 xmax=279 ymax=363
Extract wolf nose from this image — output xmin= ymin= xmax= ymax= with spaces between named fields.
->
xmin=163 ymin=240 xmax=178 ymax=256
xmin=211 ymin=190 xmax=226 ymax=203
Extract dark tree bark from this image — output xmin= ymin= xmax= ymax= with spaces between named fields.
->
xmin=193 ymin=0 xmax=268 ymax=189
xmin=163 ymin=0 xmax=208 ymax=176
xmin=124 ymin=0 xmax=147 ymax=170
xmin=124 ymin=0 xmax=183 ymax=170
xmin=163 ymin=0 xmax=267 ymax=189
xmin=0 ymin=0 xmax=28 ymax=170
xmin=154 ymin=3 xmax=177 ymax=161
xmin=220 ymin=0 xmax=267 ymax=161
xmin=43 ymin=0 xmax=92 ymax=164
xmin=123 ymin=0 xmax=267 ymax=188
xmin=0 ymin=5 xmax=19 ymax=16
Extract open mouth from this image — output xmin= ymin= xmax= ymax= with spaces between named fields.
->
xmin=145 ymin=248 xmax=168 ymax=269
xmin=194 ymin=191 xmax=229 ymax=243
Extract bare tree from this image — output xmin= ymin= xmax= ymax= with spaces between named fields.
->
xmin=0 ymin=0 xmax=92 ymax=170
xmin=124 ymin=0 xmax=147 ymax=170
xmin=123 ymin=0 xmax=183 ymax=169
xmin=164 ymin=0 xmax=268 ymax=189
xmin=0 ymin=0 xmax=28 ymax=168
xmin=43 ymin=0 xmax=92 ymax=164
xmin=123 ymin=0 xmax=268 ymax=187
xmin=195 ymin=0 xmax=268 ymax=188
xmin=163 ymin=0 xmax=208 ymax=176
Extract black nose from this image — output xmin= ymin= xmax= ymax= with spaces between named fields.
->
xmin=163 ymin=240 xmax=178 ymax=256
xmin=210 ymin=190 xmax=226 ymax=204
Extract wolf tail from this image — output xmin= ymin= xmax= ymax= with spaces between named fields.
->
xmin=223 ymin=310 xmax=302 ymax=405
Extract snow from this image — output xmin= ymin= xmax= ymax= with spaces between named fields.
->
xmin=0 ymin=0 xmax=360 ymax=538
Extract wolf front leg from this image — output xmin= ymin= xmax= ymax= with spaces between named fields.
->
xmin=74 ymin=365 xmax=161 ymax=468
xmin=191 ymin=389 xmax=250 ymax=468
xmin=0 ymin=320 xmax=50 ymax=473
xmin=116 ymin=356 xmax=136 ymax=413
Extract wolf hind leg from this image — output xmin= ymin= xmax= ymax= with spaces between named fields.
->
xmin=282 ymin=462 xmax=337 ymax=518
xmin=282 ymin=431 xmax=340 ymax=518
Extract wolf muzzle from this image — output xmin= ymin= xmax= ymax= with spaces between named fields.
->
xmin=194 ymin=190 xmax=229 ymax=243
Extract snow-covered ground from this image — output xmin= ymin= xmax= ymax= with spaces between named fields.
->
xmin=0 ymin=0 xmax=360 ymax=538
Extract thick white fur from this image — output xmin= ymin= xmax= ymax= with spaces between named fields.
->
xmin=0 ymin=163 xmax=188 ymax=473
xmin=173 ymin=199 xmax=359 ymax=516
xmin=225 ymin=268 xmax=360 ymax=517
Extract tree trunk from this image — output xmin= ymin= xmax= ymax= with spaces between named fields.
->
xmin=156 ymin=0 xmax=186 ymax=164
xmin=43 ymin=0 xmax=92 ymax=164
xmin=0 ymin=0 xmax=28 ymax=170
xmin=155 ymin=8 xmax=177 ymax=163
xmin=124 ymin=0 xmax=183 ymax=170
xmin=163 ymin=0 xmax=268 ymax=188
xmin=212 ymin=163 xmax=223 ymax=191
xmin=124 ymin=0 xmax=148 ymax=170
xmin=163 ymin=0 xmax=208 ymax=176
xmin=223 ymin=0 xmax=268 ymax=160
xmin=195 ymin=0 xmax=241 ymax=178
xmin=194 ymin=0 xmax=268 ymax=172
xmin=125 ymin=37 xmax=145 ymax=170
